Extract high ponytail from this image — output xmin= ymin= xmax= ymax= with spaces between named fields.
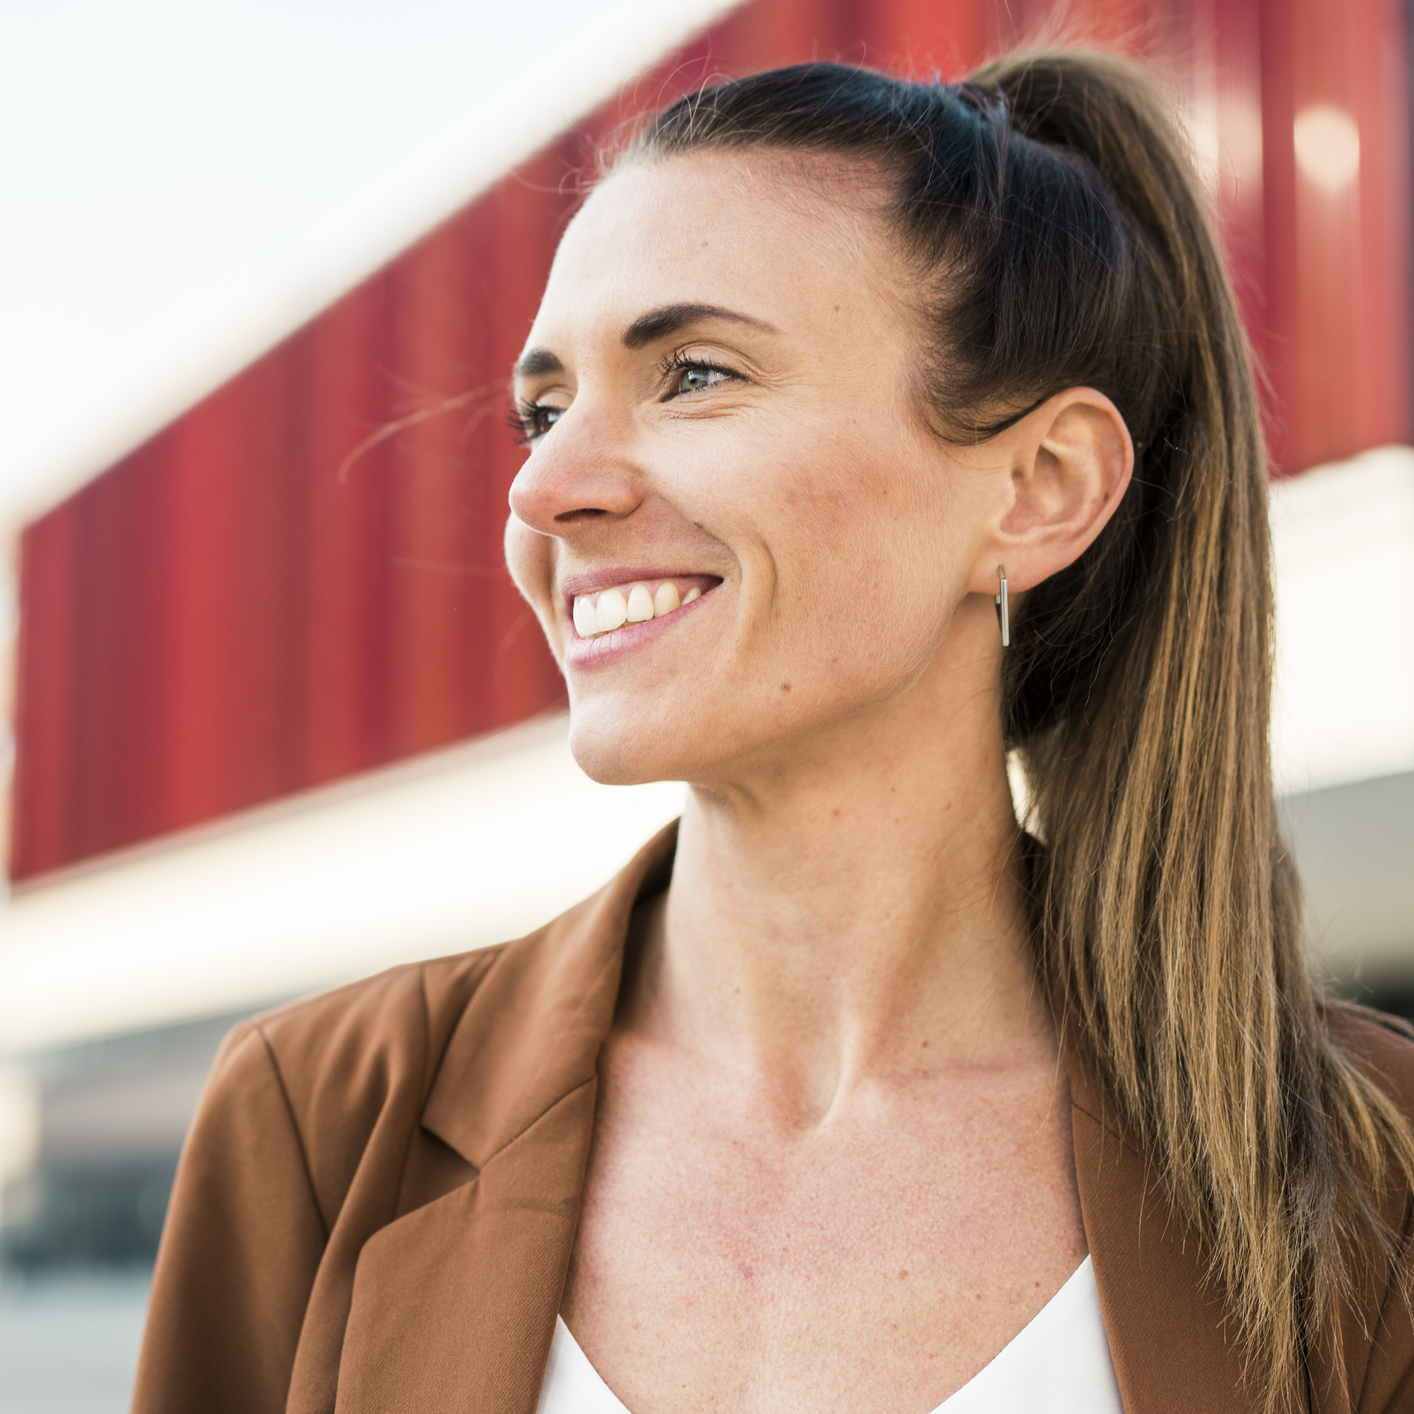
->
xmin=622 ymin=51 xmax=1414 ymax=1405
xmin=975 ymin=52 xmax=1414 ymax=1404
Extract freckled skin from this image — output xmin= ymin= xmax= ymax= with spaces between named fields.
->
xmin=569 ymin=940 xmax=1084 ymax=1412
xmin=505 ymin=150 xmax=1131 ymax=1414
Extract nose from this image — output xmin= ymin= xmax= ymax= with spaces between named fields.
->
xmin=507 ymin=410 xmax=645 ymax=538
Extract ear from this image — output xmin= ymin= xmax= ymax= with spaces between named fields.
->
xmin=970 ymin=387 xmax=1133 ymax=596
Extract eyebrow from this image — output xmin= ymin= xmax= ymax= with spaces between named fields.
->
xmin=512 ymin=302 xmax=778 ymax=380
xmin=511 ymin=348 xmax=564 ymax=379
xmin=621 ymin=302 xmax=779 ymax=349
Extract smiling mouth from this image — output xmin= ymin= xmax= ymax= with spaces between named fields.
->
xmin=570 ymin=576 xmax=718 ymax=639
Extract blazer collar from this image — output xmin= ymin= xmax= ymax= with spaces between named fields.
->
xmin=421 ymin=820 xmax=678 ymax=1172
xmin=338 ymin=822 xmax=1261 ymax=1414
xmin=330 ymin=825 xmax=679 ymax=1414
xmin=1060 ymin=1030 xmax=1255 ymax=1412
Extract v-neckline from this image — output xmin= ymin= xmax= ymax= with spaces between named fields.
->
xmin=540 ymin=1255 xmax=1115 ymax=1414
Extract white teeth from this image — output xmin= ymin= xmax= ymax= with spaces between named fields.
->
xmin=572 ymin=580 xmax=707 ymax=639
xmin=573 ymin=597 xmax=597 ymax=638
xmin=626 ymin=583 xmax=654 ymax=622
xmin=596 ymin=587 xmax=628 ymax=633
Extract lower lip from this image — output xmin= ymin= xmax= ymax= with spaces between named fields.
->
xmin=563 ymin=586 xmax=717 ymax=670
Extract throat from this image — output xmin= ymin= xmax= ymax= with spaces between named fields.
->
xmin=620 ymin=772 xmax=1048 ymax=1116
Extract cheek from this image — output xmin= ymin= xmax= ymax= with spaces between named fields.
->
xmin=504 ymin=515 xmax=557 ymax=625
xmin=754 ymin=436 xmax=961 ymax=637
xmin=703 ymin=447 xmax=967 ymax=733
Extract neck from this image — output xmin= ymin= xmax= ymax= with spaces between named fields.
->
xmin=623 ymin=663 xmax=1055 ymax=1127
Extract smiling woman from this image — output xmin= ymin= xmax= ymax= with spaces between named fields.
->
xmin=133 ymin=53 xmax=1414 ymax=1414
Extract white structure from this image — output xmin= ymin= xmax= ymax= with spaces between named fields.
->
xmin=1270 ymin=446 xmax=1414 ymax=795
xmin=0 ymin=717 xmax=682 ymax=1053
xmin=1270 ymin=447 xmax=1414 ymax=983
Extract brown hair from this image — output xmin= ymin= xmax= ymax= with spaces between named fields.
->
xmin=621 ymin=50 xmax=1414 ymax=1402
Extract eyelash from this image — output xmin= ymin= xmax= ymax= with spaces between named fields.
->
xmin=657 ymin=347 xmax=742 ymax=389
xmin=507 ymin=405 xmax=551 ymax=446
xmin=508 ymin=349 xmax=743 ymax=445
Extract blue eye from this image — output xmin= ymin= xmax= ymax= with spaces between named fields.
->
xmin=677 ymin=365 xmax=731 ymax=394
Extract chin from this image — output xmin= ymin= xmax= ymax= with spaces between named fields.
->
xmin=566 ymin=703 xmax=690 ymax=787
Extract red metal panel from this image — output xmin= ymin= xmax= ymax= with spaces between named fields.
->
xmin=10 ymin=508 xmax=78 ymax=872
xmin=1207 ymin=0 xmax=1269 ymax=373
xmin=9 ymin=0 xmax=1409 ymax=879
xmin=1349 ymin=0 xmax=1412 ymax=453
xmin=302 ymin=276 xmax=399 ymax=783
xmin=1261 ymin=0 xmax=1412 ymax=471
xmin=160 ymin=347 xmax=309 ymax=824
xmin=850 ymin=0 xmax=988 ymax=75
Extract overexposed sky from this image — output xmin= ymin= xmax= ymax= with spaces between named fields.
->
xmin=0 ymin=0 xmax=737 ymax=527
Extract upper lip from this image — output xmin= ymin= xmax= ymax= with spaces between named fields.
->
xmin=557 ymin=567 xmax=719 ymax=607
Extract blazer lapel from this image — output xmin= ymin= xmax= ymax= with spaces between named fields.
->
xmin=1064 ymin=1041 xmax=1255 ymax=1413
xmin=333 ymin=824 xmax=678 ymax=1414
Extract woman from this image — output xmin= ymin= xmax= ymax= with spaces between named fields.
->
xmin=134 ymin=51 xmax=1414 ymax=1414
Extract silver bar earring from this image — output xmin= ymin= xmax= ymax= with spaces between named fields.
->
xmin=995 ymin=566 xmax=1010 ymax=648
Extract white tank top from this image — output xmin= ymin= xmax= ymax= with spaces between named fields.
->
xmin=536 ymin=1256 xmax=1124 ymax=1413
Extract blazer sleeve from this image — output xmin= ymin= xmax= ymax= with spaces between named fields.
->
xmin=131 ymin=1021 xmax=329 ymax=1414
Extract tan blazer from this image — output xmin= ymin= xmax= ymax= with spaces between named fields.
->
xmin=132 ymin=823 xmax=1414 ymax=1413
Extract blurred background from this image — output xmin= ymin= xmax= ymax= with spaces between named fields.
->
xmin=1 ymin=0 xmax=1412 ymax=1408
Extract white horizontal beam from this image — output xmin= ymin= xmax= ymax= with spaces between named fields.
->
xmin=0 ymin=715 xmax=682 ymax=1053
xmin=1270 ymin=445 xmax=1414 ymax=795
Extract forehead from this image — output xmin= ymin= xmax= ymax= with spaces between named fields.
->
xmin=526 ymin=150 xmax=901 ymax=350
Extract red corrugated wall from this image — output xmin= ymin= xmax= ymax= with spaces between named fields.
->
xmin=10 ymin=0 xmax=1410 ymax=880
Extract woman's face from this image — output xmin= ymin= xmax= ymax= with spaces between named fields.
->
xmin=506 ymin=150 xmax=1006 ymax=787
